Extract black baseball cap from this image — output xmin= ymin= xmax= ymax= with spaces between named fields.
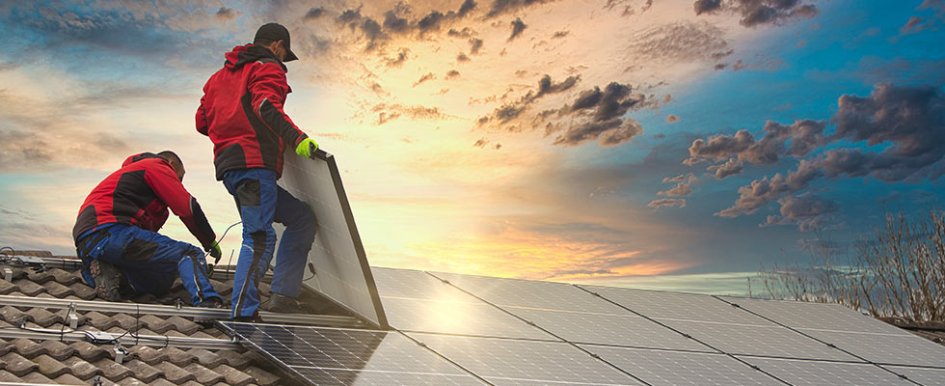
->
xmin=254 ymin=22 xmax=298 ymax=62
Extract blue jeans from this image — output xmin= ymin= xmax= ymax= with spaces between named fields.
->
xmin=75 ymin=223 xmax=221 ymax=305
xmin=222 ymin=168 xmax=316 ymax=318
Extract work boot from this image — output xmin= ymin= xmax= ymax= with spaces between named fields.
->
xmin=89 ymin=260 xmax=124 ymax=302
xmin=265 ymin=293 xmax=304 ymax=313
xmin=196 ymin=296 xmax=224 ymax=309
xmin=232 ymin=312 xmax=264 ymax=323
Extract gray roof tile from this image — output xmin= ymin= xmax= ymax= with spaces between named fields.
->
xmin=62 ymin=356 xmax=104 ymax=380
xmin=123 ymin=359 xmax=163 ymax=383
xmin=154 ymin=361 xmax=196 ymax=384
xmin=34 ymin=354 xmax=70 ymax=378
xmin=1 ymin=351 xmax=38 ymax=376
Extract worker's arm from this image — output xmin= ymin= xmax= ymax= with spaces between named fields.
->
xmin=195 ymin=84 xmax=210 ymax=136
xmin=248 ymin=62 xmax=309 ymax=149
xmin=144 ymin=164 xmax=218 ymax=252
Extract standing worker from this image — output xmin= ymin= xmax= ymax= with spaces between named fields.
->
xmin=196 ymin=22 xmax=319 ymax=321
xmin=73 ymin=151 xmax=224 ymax=307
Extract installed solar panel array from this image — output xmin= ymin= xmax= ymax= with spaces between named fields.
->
xmin=221 ymin=267 xmax=945 ymax=385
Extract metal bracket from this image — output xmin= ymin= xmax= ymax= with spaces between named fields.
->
xmin=2 ymin=266 xmax=12 ymax=282
xmin=114 ymin=343 xmax=129 ymax=364
xmin=66 ymin=303 xmax=79 ymax=329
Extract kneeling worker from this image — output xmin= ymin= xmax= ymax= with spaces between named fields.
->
xmin=72 ymin=151 xmax=224 ymax=308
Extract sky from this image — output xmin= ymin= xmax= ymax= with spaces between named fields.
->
xmin=0 ymin=0 xmax=943 ymax=295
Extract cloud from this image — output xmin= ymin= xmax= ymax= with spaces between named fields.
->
xmin=304 ymin=7 xmax=325 ymax=20
xmin=215 ymin=7 xmax=238 ymax=22
xmin=469 ymin=38 xmax=484 ymax=54
xmin=413 ymin=72 xmax=436 ymax=87
xmin=666 ymin=114 xmax=679 ymax=123
xmin=658 ymin=174 xmax=698 ymax=197
xmin=373 ymin=103 xmax=447 ymax=125
xmin=552 ymin=30 xmax=569 ymax=38
xmin=337 ymin=1 xmax=481 ymax=51
xmin=901 ymin=16 xmax=927 ymax=35
xmin=384 ymin=48 xmax=410 ymax=67
xmin=446 ymin=70 xmax=461 ymax=79
xmin=457 ymin=53 xmax=471 ymax=62
xmin=707 ymin=158 xmax=743 ymax=179
xmin=648 ymin=198 xmax=687 ymax=208
xmin=693 ymin=0 xmax=722 ymax=14
xmin=693 ymin=0 xmax=818 ymax=27
xmin=486 ymin=0 xmax=557 ymax=18
xmin=479 ymin=74 xmax=580 ymax=125
xmin=763 ymin=195 xmax=838 ymax=232
xmin=509 ymin=17 xmax=527 ymax=41
xmin=685 ymin=119 xmax=827 ymax=175
xmin=628 ymin=21 xmax=731 ymax=63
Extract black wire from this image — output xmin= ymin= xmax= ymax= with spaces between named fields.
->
xmin=204 ymin=221 xmax=242 ymax=259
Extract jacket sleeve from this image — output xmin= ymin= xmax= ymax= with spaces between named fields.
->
xmin=144 ymin=164 xmax=217 ymax=250
xmin=196 ymin=83 xmax=210 ymax=136
xmin=248 ymin=62 xmax=309 ymax=148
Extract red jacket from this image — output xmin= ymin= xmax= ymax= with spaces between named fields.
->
xmin=196 ymin=44 xmax=308 ymax=180
xmin=73 ymin=153 xmax=216 ymax=250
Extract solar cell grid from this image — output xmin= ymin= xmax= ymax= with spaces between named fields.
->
xmin=739 ymin=356 xmax=916 ymax=386
xmin=380 ymin=296 xmax=555 ymax=339
xmin=407 ymin=332 xmax=643 ymax=386
xmin=582 ymin=285 xmax=774 ymax=326
xmin=800 ymin=329 xmax=945 ymax=368
xmin=719 ymin=296 xmax=911 ymax=335
xmin=220 ymin=322 xmax=483 ymax=386
xmin=884 ymin=365 xmax=945 ymax=386
xmin=508 ymin=307 xmax=713 ymax=352
xmin=371 ymin=267 xmax=480 ymax=302
xmin=430 ymin=271 xmax=626 ymax=315
xmin=583 ymin=345 xmax=785 ymax=386
xmin=660 ymin=319 xmax=860 ymax=362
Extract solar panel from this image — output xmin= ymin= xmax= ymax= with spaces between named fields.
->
xmin=429 ymin=271 xmax=627 ymax=315
xmin=219 ymin=322 xmax=485 ymax=385
xmin=737 ymin=356 xmax=915 ymax=386
xmin=719 ymin=296 xmax=910 ymax=335
xmin=507 ymin=307 xmax=713 ymax=352
xmin=407 ymin=332 xmax=643 ymax=385
xmin=800 ymin=329 xmax=945 ymax=368
xmin=884 ymin=365 xmax=945 ymax=385
xmin=279 ymin=149 xmax=386 ymax=328
xmin=581 ymin=345 xmax=784 ymax=385
xmin=371 ymin=267 xmax=481 ymax=302
xmin=660 ymin=319 xmax=860 ymax=361
xmin=581 ymin=285 xmax=773 ymax=326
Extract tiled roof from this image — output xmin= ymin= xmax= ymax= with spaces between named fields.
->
xmin=0 ymin=250 xmax=353 ymax=386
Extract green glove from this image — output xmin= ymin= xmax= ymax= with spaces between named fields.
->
xmin=295 ymin=137 xmax=319 ymax=159
xmin=208 ymin=241 xmax=222 ymax=259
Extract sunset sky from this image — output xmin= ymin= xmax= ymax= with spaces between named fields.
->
xmin=1 ymin=1 xmax=943 ymax=294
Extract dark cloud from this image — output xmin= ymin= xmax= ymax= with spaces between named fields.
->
xmin=629 ymin=21 xmax=731 ymax=63
xmin=707 ymin=158 xmax=743 ymax=179
xmin=552 ymin=30 xmax=569 ymax=38
xmin=486 ymin=0 xmax=557 ymax=18
xmin=417 ymin=11 xmax=445 ymax=34
xmin=446 ymin=70 xmax=461 ymax=79
xmin=686 ymin=119 xmax=827 ymax=175
xmin=763 ymin=195 xmax=838 ymax=232
xmin=373 ymin=103 xmax=446 ymax=125
xmin=693 ymin=0 xmax=818 ymax=27
xmin=215 ymin=7 xmax=238 ymax=21
xmin=469 ymin=38 xmax=484 ymax=54
xmin=554 ymin=118 xmax=643 ymax=147
xmin=384 ymin=48 xmax=410 ymax=67
xmin=648 ymin=198 xmax=687 ymax=208
xmin=459 ymin=0 xmax=478 ymax=17
xmin=509 ymin=18 xmax=527 ymax=41
xmin=413 ymin=72 xmax=435 ymax=87
xmin=448 ymin=27 xmax=476 ymax=38
xmin=474 ymin=138 xmax=490 ymax=147
xmin=382 ymin=10 xmax=409 ymax=33
xmin=304 ymin=7 xmax=325 ymax=20
xmin=658 ymin=174 xmax=697 ymax=197
xmin=605 ymin=0 xmax=653 ymax=16
xmin=666 ymin=114 xmax=679 ymax=123
xmin=478 ymin=74 xmax=580 ymax=125
xmin=338 ymin=1 xmax=480 ymax=51
xmin=457 ymin=52 xmax=471 ymax=62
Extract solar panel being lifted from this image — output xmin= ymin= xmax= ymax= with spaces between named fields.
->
xmin=277 ymin=149 xmax=387 ymax=328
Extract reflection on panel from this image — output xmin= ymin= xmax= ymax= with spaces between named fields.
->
xmin=583 ymin=345 xmax=783 ymax=386
xmin=281 ymin=150 xmax=386 ymax=327
xmin=371 ymin=267 xmax=480 ymax=302
xmin=739 ymin=356 xmax=915 ymax=386
xmin=884 ymin=365 xmax=945 ymax=386
xmin=430 ymin=271 xmax=626 ymax=314
xmin=510 ymin=307 xmax=712 ymax=352
xmin=801 ymin=329 xmax=945 ymax=368
xmin=583 ymin=285 xmax=773 ymax=325
xmin=719 ymin=296 xmax=909 ymax=335
xmin=220 ymin=322 xmax=484 ymax=386
xmin=661 ymin=319 xmax=859 ymax=362
xmin=381 ymin=296 xmax=553 ymax=340
xmin=407 ymin=332 xmax=642 ymax=386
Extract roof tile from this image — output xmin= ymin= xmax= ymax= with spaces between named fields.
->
xmin=122 ymin=359 xmax=163 ymax=383
xmin=0 ymin=306 xmax=28 ymax=325
xmin=153 ymin=361 xmax=196 ymax=384
xmin=0 ymin=351 xmax=38 ymax=376
xmin=44 ymin=280 xmax=76 ymax=298
xmin=37 ymin=339 xmax=76 ymax=360
xmin=62 ymin=355 xmax=104 ymax=380
xmin=216 ymin=350 xmax=253 ymax=369
xmin=140 ymin=314 xmax=173 ymax=334
xmin=0 ymin=280 xmax=16 ymax=295
xmin=0 ymin=370 xmax=21 ymax=382
xmin=68 ymin=281 xmax=98 ymax=300
xmin=163 ymin=346 xmax=197 ymax=367
xmin=12 ymin=279 xmax=45 ymax=296
xmin=25 ymin=270 xmax=56 ymax=285
xmin=11 ymin=338 xmax=42 ymax=358
xmin=71 ymin=340 xmax=109 ymax=362
xmin=244 ymin=365 xmax=281 ymax=386
xmin=34 ymin=354 xmax=70 ymax=378
xmin=84 ymin=311 xmax=118 ymax=330
xmin=20 ymin=370 xmax=56 ymax=384
xmin=215 ymin=364 xmax=254 ymax=386
xmin=49 ymin=268 xmax=82 ymax=286
xmin=0 ymin=341 xmax=12 ymax=356
xmin=93 ymin=358 xmax=135 ymax=382
xmin=165 ymin=316 xmax=202 ymax=335
xmin=53 ymin=372 xmax=88 ymax=385
xmin=146 ymin=378 xmax=179 ymax=386
xmin=186 ymin=362 xmax=225 ymax=384
xmin=130 ymin=346 xmax=167 ymax=365
xmin=24 ymin=307 xmax=61 ymax=327
xmin=188 ymin=348 xmax=225 ymax=368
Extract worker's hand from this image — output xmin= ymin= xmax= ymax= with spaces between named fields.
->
xmin=295 ymin=137 xmax=319 ymax=159
xmin=208 ymin=241 xmax=222 ymax=259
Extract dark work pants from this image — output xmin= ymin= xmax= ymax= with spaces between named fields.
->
xmin=75 ymin=223 xmax=221 ymax=305
xmin=222 ymin=168 xmax=316 ymax=319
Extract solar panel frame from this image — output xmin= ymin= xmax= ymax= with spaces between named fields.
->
xmin=659 ymin=319 xmax=861 ymax=362
xmin=219 ymin=322 xmax=487 ymax=385
xmin=799 ymin=328 xmax=945 ymax=368
xmin=581 ymin=284 xmax=775 ymax=326
xmin=406 ymin=331 xmax=644 ymax=385
xmin=737 ymin=356 xmax=916 ymax=386
xmin=279 ymin=149 xmax=387 ymax=328
xmin=719 ymin=296 xmax=911 ymax=335
xmin=883 ymin=365 xmax=945 ymax=386
xmin=581 ymin=344 xmax=786 ymax=386
xmin=430 ymin=271 xmax=629 ymax=315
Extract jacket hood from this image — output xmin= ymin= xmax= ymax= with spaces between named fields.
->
xmin=122 ymin=152 xmax=161 ymax=167
xmin=225 ymin=44 xmax=287 ymax=72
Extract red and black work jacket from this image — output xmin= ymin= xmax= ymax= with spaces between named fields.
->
xmin=72 ymin=153 xmax=217 ymax=250
xmin=196 ymin=44 xmax=308 ymax=180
